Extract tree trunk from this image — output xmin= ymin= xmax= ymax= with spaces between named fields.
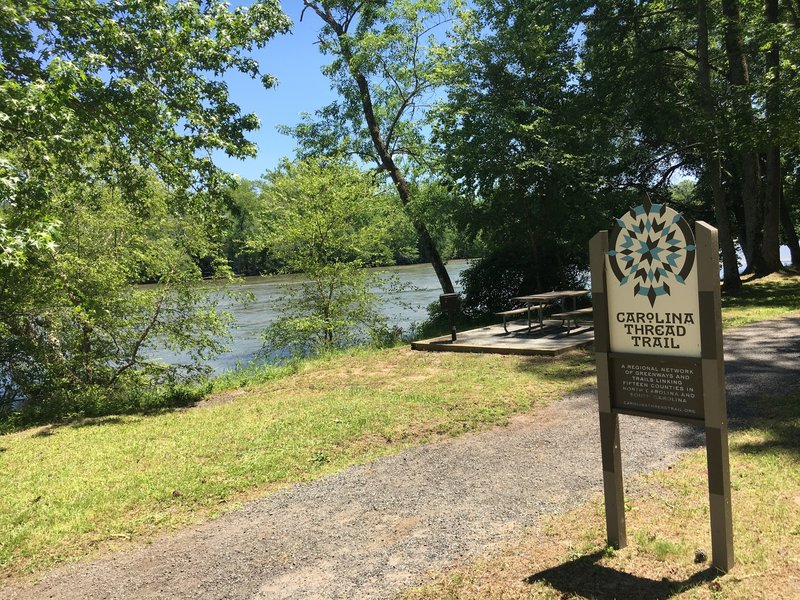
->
xmin=761 ymin=0 xmax=783 ymax=272
xmin=780 ymin=189 xmax=800 ymax=265
xmin=720 ymin=0 xmax=765 ymax=274
xmin=739 ymin=155 xmax=764 ymax=273
xmin=785 ymin=0 xmax=800 ymax=28
xmin=698 ymin=0 xmax=741 ymax=289
xmin=306 ymin=3 xmax=455 ymax=295
xmin=351 ymin=68 xmax=455 ymax=294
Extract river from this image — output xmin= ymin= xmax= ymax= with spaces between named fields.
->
xmin=157 ymin=245 xmax=794 ymax=373
xmin=200 ymin=259 xmax=472 ymax=372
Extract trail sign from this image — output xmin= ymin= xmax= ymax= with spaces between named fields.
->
xmin=590 ymin=199 xmax=734 ymax=573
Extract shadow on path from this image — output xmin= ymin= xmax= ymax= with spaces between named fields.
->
xmin=524 ymin=551 xmax=718 ymax=600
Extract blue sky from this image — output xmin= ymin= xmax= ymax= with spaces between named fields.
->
xmin=212 ymin=5 xmax=336 ymax=180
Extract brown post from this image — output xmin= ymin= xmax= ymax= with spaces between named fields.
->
xmin=696 ymin=222 xmax=735 ymax=572
xmin=590 ymin=231 xmax=627 ymax=549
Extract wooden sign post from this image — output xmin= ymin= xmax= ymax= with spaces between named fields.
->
xmin=590 ymin=199 xmax=734 ymax=573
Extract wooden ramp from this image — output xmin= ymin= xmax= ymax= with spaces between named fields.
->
xmin=411 ymin=320 xmax=594 ymax=357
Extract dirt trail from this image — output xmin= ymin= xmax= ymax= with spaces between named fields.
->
xmin=4 ymin=317 xmax=799 ymax=600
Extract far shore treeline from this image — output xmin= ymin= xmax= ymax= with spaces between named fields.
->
xmin=201 ymin=174 xmax=481 ymax=281
xmin=2 ymin=0 xmax=800 ymax=426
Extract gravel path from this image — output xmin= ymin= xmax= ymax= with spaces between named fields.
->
xmin=4 ymin=317 xmax=800 ymax=600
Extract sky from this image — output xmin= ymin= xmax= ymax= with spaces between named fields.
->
xmin=211 ymin=5 xmax=337 ymax=181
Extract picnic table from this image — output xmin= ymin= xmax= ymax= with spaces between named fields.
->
xmin=497 ymin=290 xmax=591 ymax=333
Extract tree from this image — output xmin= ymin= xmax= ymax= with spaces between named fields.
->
xmin=1 ymin=0 xmax=289 ymax=207
xmin=432 ymin=0 xmax=632 ymax=313
xmin=0 ymin=170 xmax=235 ymax=419
xmin=719 ymin=0 xmax=765 ymax=274
xmin=696 ymin=0 xmax=742 ymax=288
xmin=0 ymin=0 xmax=290 ymax=421
xmin=761 ymin=0 xmax=800 ymax=269
xmin=294 ymin=0 xmax=457 ymax=294
xmin=253 ymin=158 xmax=404 ymax=356
xmin=579 ymin=0 xmax=800 ymax=279
xmin=215 ymin=178 xmax=280 ymax=276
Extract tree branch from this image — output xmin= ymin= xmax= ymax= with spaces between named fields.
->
xmin=107 ymin=282 xmax=169 ymax=387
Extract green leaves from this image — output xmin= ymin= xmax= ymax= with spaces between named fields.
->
xmin=259 ymin=158 xmax=396 ymax=274
xmin=0 ymin=171 xmax=239 ymax=422
xmin=0 ymin=0 xmax=293 ymax=422
xmin=0 ymin=219 xmax=60 ymax=268
xmin=254 ymin=158 xmax=405 ymax=357
xmin=298 ymin=0 xmax=454 ymax=166
xmin=1 ymin=0 xmax=290 ymax=202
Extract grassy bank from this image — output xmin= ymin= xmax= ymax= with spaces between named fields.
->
xmin=0 ymin=348 xmax=594 ymax=578
xmin=405 ymin=392 xmax=800 ymax=599
xmin=1 ymin=271 xmax=798 ymax=581
xmin=721 ymin=271 xmax=800 ymax=328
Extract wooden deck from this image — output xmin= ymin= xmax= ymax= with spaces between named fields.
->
xmin=411 ymin=319 xmax=595 ymax=357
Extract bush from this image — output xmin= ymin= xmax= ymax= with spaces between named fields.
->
xmin=459 ymin=246 xmax=588 ymax=318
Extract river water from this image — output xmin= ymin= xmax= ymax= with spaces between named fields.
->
xmin=203 ymin=259 xmax=472 ymax=372
xmin=156 ymin=246 xmax=794 ymax=373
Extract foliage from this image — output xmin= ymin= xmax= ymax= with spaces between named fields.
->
xmin=0 ymin=0 xmax=290 ymax=422
xmin=0 ymin=220 xmax=59 ymax=268
xmin=213 ymin=175 xmax=422 ymax=274
xmin=458 ymin=248 xmax=588 ymax=318
xmin=294 ymin=0 xmax=453 ymax=168
xmin=292 ymin=0 xmax=466 ymax=293
xmin=430 ymin=0 xmax=800 ymax=308
xmin=405 ymin=180 xmax=485 ymax=261
xmin=0 ymin=0 xmax=289 ymax=201
xmin=0 ymin=173 xmax=235 ymax=422
xmin=253 ymin=158 xmax=407 ymax=356
xmin=432 ymin=0 xmax=628 ymax=306
xmin=577 ymin=0 xmax=800 ymax=276
xmin=214 ymin=179 xmax=279 ymax=276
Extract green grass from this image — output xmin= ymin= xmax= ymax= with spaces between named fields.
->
xmin=0 ymin=348 xmax=594 ymax=578
xmin=1 ymin=271 xmax=799 ymax=580
xmin=721 ymin=271 xmax=800 ymax=328
xmin=633 ymin=530 xmax=690 ymax=562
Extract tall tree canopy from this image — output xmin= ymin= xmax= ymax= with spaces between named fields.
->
xmin=433 ymin=0 xmax=800 ymax=307
xmin=0 ymin=0 xmax=290 ymax=421
xmin=292 ymin=0 xmax=459 ymax=294
xmin=577 ymin=0 xmax=800 ymax=283
xmin=432 ymin=0 xmax=634 ymax=313
xmin=1 ymin=0 xmax=289 ymax=210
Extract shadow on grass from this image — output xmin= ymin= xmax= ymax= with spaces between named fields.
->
xmin=4 ymin=391 xmax=203 ymax=435
xmin=26 ymin=415 xmax=143 ymax=436
xmin=524 ymin=550 xmax=718 ymax=599
xmin=721 ymin=275 xmax=800 ymax=312
xmin=731 ymin=393 xmax=800 ymax=459
xmin=513 ymin=351 xmax=595 ymax=380
xmin=67 ymin=415 xmax=131 ymax=428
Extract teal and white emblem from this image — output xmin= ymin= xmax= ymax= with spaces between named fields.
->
xmin=607 ymin=198 xmax=696 ymax=307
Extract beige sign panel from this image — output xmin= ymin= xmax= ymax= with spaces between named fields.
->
xmin=605 ymin=201 xmax=701 ymax=357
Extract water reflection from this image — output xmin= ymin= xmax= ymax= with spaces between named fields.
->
xmin=197 ymin=259 xmax=472 ymax=372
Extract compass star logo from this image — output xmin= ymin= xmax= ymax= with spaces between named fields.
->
xmin=607 ymin=199 xmax=696 ymax=307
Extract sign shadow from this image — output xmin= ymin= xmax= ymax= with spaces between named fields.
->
xmin=523 ymin=550 xmax=718 ymax=599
